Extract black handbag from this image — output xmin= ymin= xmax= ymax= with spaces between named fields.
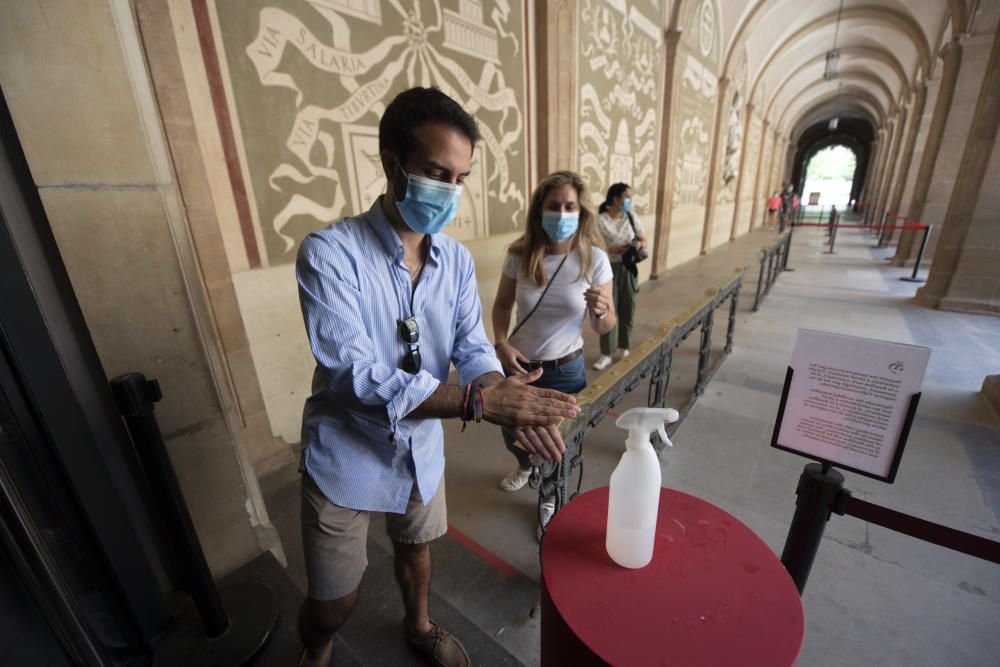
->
xmin=621 ymin=212 xmax=648 ymax=270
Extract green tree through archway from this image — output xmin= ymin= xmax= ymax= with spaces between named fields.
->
xmin=803 ymin=145 xmax=857 ymax=208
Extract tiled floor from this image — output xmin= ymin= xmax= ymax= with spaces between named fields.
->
xmin=256 ymin=220 xmax=1000 ymax=666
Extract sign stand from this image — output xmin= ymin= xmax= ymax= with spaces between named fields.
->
xmin=772 ymin=364 xmax=923 ymax=592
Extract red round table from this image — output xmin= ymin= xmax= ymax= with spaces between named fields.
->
xmin=541 ymin=487 xmax=803 ymax=666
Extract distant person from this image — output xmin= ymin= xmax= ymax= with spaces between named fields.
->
xmin=781 ymin=184 xmax=795 ymax=230
xmin=492 ymin=171 xmax=615 ymax=537
xmin=767 ymin=191 xmax=782 ymax=229
xmin=593 ymin=182 xmax=647 ymax=371
xmin=294 ymin=87 xmax=580 ymax=667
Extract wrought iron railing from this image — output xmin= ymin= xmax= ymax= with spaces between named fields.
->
xmin=752 ymin=231 xmax=792 ymax=312
xmin=531 ymin=269 xmax=743 ymax=516
xmin=532 ymin=231 xmax=793 ymax=526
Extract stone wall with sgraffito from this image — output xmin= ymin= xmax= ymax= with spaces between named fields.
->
xmin=576 ymin=0 xmax=662 ymax=283
xmin=708 ymin=43 xmax=746 ymax=248
xmin=666 ymin=0 xmax=720 ymax=267
xmin=216 ymin=0 xmax=529 ymax=265
xmin=196 ymin=0 xmax=531 ymax=443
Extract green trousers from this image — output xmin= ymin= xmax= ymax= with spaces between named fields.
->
xmin=600 ymin=261 xmax=637 ymax=355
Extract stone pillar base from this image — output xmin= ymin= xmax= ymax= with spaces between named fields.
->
xmin=938 ymin=297 xmax=1000 ymax=316
xmin=982 ymin=375 xmax=1000 ymax=416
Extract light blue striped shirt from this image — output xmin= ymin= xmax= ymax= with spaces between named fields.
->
xmin=296 ymin=197 xmax=503 ymax=513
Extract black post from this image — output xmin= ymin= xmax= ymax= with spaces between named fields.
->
xmin=780 ymin=464 xmax=850 ymax=594
xmin=825 ymin=206 xmax=838 ymax=254
xmin=694 ymin=310 xmax=714 ymax=396
xmin=877 ymin=210 xmax=888 ymax=237
xmin=111 ymin=373 xmax=229 ymax=638
xmin=753 ymin=250 xmax=766 ymax=312
xmin=900 ymin=225 xmax=933 ymax=283
xmin=725 ymin=289 xmax=739 ymax=353
xmin=782 ymin=227 xmax=794 ymax=271
xmin=111 ymin=373 xmax=278 ymax=666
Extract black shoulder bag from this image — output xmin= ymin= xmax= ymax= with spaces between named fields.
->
xmin=621 ymin=211 xmax=648 ymax=277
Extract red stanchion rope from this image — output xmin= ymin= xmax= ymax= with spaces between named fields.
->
xmin=791 ymin=222 xmax=928 ymax=230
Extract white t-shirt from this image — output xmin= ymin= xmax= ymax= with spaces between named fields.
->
xmin=598 ymin=211 xmax=646 ymax=262
xmin=502 ymin=248 xmax=613 ymax=361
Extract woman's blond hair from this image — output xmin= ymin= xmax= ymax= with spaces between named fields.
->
xmin=509 ymin=171 xmax=604 ymax=286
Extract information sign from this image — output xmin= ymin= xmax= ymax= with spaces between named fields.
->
xmin=771 ymin=330 xmax=930 ymax=482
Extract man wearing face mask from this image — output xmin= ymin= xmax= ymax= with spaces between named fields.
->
xmin=294 ymin=88 xmax=581 ymax=667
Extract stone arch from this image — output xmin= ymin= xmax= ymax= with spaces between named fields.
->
xmin=764 ymin=45 xmax=909 ymax=120
xmin=749 ymin=6 xmax=932 ymax=108
xmin=793 ymin=102 xmax=881 ymax=139
xmin=781 ymin=86 xmax=888 ymax=133
xmin=766 ymin=63 xmax=897 ymax=124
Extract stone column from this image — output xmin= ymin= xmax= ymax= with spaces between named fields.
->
xmin=893 ymin=40 xmax=962 ymax=265
xmin=701 ymin=76 xmax=730 ymax=253
xmin=730 ymin=101 xmax=755 ymax=239
xmin=748 ymin=118 xmax=771 ymax=229
xmin=865 ymin=125 xmax=890 ymax=224
xmin=536 ymin=0 xmax=578 ymax=176
xmin=916 ymin=27 xmax=1000 ymax=314
xmin=651 ymin=28 xmax=683 ymax=279
xmin=983 ymin=375 xmax=1000 ymax=416
xmin=876 ymin=103 xmax=908 ymax=238
xmin=871 ymin=112 xmax=900 ymax=225
xmin=765 ymin=127 xmax=781 ymax=203
xmin=860 ymin=133 xmax=882 ymax=214
xmin=883 ymin=87 xmax=926 ymax=245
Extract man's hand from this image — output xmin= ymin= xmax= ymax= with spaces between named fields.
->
xmin=480 ymin=368 xmax=580 ymax=452
xmin=511 ymin=423 xmax=566 ymax=463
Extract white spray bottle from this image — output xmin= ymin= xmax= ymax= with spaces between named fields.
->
xmin=606 ymin=407 xmax=679 ymax=568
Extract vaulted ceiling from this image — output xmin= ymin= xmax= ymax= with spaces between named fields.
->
xmin=670 ymin=0 xmax=971 ymax=143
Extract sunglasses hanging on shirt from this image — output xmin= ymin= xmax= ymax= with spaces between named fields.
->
xmin=397 ymin=316 xmax=421 ymax=373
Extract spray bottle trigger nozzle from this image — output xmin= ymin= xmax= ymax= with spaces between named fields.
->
xmin=657 ymin=424 xmax=672 ymax=447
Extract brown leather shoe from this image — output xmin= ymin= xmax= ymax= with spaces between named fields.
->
xmin=405 ymin=621 xmax=471 ymax=667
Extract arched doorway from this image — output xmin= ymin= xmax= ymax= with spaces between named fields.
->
xmin=789 ymin=118 xmax=874 ymax=214
xmin=802 ymin=144 xmax=857 ymax=209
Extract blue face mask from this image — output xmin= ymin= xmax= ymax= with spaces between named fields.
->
xmin=622 ymin=198 xmax=633 ymax=213
xmin=541 ymin=211 xmax=580 ymax=242
xmin=394 ymin=162 xmax=462 ymax=235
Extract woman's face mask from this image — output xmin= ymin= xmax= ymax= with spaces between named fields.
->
xmin=394 ymin=159 xmax=462 ymax=234
xmin=541 ymin=211 xmax=580 ymax=242
xmin=622 ymin=197 xmax=633 ymax=213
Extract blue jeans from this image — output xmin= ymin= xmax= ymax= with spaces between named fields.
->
xmin=502 ymin=354 xmax=586 ymax=470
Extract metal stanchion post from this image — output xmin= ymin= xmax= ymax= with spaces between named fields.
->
xmin=900 ymin=225 xmax=932 ymax=283
xmin=824 ymin=207 xmax=838 ymax=254
xmin=780 ymin=464 xmax=850 ymax=594
xmin=877 ymin=210 xmax=888 ymax=238
xmin=111 ymin=373 xmax=278 ymax=666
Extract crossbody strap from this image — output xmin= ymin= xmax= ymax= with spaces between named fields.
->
xmin=508 ymin=253 xmax=569 ymax=341
xmin=626 ymin=211 xmax=639 ymax=240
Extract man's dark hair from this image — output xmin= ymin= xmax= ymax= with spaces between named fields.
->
xmin=379 ymin=87 xmax=479 ymax=164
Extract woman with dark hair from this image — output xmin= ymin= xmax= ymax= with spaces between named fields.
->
xmin=492 ymin=171 xmax=616 ymax=538
xmin=593 ymin=183 xmax=647 ymax=371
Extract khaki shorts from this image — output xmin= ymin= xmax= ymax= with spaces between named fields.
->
xmin=300 ymin=473 xmax=447 ymax=601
